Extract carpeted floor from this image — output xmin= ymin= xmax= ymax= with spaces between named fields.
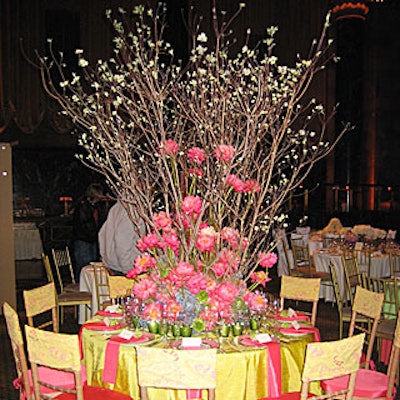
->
xmin=0 ymin=270 xmax=395 ymax=400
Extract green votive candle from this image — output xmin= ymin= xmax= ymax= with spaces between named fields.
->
xmin=180 ymin=326 xmax=192 ymax=337
xmin=232 ymin=323 xmax=243 ymax=336
xmin=219 ymin=324 xmax=231 ymax=337
xmin=147 ymin=320 xmax=160 ymax=334
xmin=250 ymin=318 xmax=259 ymax=331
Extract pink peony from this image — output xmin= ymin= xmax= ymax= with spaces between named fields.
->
xmin=189 ymin=167 xmax=204 ymax=178
xmin=258 ymin=252 xmax=278 ymax=268
xmin=181 ymin=195 xmax=203 ymax=217
xmin=143 ymin=302 xmax=162 ymax=320
xmin=158 ymin=139 xmax=179 ymax=156
xmin=137 ymin=232 xmax=160 ymax=252
xmin=153 ymin=211 xmax=173 ymax=231
xmin=243 ymin=291 xmax=266 ymax=311
xmin=187 ymin=147 xmax=206 ymax=165
xmin=215 ymin=282 xmax=239 ymax=305
xmin=175 ymin=261 xmax=195 ymax=276
xmin=243 ymin=179 xmax=261 ymax=193
xmin=186 ymin=272 xmax=208 ymax=294
xmin=221 ymin=227 xmax=240 ymax=249
xmin=226 ymin=174 xmax=245 ymax=193
xmin=214 ymin=144 xmax=235 ymax=162
xmin=166 ymin=301 xmax=182 ymax=320
xmin=160 ymin=231 xmax=180 ymax=253
xmin=212 ymin=260 xmax=228 ymax=277
xmin=196 ymin=226 xmax=218 ymax=252
xmin=132 ymin=278 xmax=157 ymax=301
xmin=250 ymin=271 xmax=272 ymax=287
xmin=134 ymin=253 xmax=156 ymax=272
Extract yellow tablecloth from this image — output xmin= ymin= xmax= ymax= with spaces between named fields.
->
xmin=81 ymin=327 xmax=321 ymax=399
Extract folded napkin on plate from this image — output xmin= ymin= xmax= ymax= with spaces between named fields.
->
xmin=95 ymin=310 xmax=123 ymax=317
xmin=277 ymin=312 xmax=310 ymax=322
xmin=82 ymin=321 xmax=123 ymax=331
xmin=279 ymin=326 xmax=320 ymax=342
xmin=103 ymin=332 xmax=149 ymax=383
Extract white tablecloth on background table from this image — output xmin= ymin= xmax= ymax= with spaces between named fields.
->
xmin=314 ymin=251 xmax=391 ymax=302
xmin=13 ymin=223 xmax=43 ymax=260
xmin=79 ymin=264 xmax=110 ymax=324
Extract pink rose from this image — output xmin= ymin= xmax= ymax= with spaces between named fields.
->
xmin=258 ymin=252 xmax=278 ymax=268
xmin=187 ymin=147 xmax=206 ymax=165
xmin=132 ymin=278 xmax=157 ymax=301
xmin=214 ymin=144 xmax=235 ymax=162
xmin=158 ymin=139 xmax=179 ymax=156
xmin=181 ymin=195 xmax=203 ymax=217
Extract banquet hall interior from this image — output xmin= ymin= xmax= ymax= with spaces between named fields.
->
xmin=1 ymin=0 xmax=400 ymax=399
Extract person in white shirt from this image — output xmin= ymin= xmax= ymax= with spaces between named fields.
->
xmin=98 ymin=200 xmax=142 ymax=275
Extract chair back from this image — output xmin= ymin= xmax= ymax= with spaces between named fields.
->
xmin=136 ymin=347 xmax=217 ymax=400
xmin=108 ymin=276 xmax=134 ymax=302
xmin=91 ymin=265 xmax=111 ymax=309
xmin=365 ymin=275 xmax=400 ymax=321
xmin=386 ymin=312 xmax=400 ymax=399
xmin=350 ymin=285 xmax=384 ymax=369
xmin=23 ymin=282 xmax=58 ymax=332
xmin=328 ymin=262 xmax=345 ymax=335
xmin=3 ymin=302 xmax=32 ymax=400
xmin=51 ymin=246 xmax=76 ymax=293
xmin=389 ymin=250 xmax=400 ymax=277
xmin=291 ymin=242 xmax=311 ymax=266
xmin=41 ymin=253 xmax=55 ymax=284
xmin=280 ymin=275 xmax=321 ymax=326
xmin=24 ymin=325 xmax=82 ymax=400
xmin=300 ymin=333 xmax=365 ymax=400
xmin=341 ymin=254 xmax=362 ymax=306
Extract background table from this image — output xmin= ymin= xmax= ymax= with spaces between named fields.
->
xmin=13 ymin=222 xmax=43 ymax=260
xmin=81 ymin=328 xmax=320 ymax=400
xmin=314 ymin=251 xmax=390 ymax=302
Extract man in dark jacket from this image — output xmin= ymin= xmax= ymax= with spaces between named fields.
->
xmin=72 ymin=183 xmax=108 ymax=281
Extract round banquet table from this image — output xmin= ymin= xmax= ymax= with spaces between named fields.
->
xmin=314 ymin=250 xmax=391 ymax=302
xmin=81 ymin=324 xmax=321 ymax=400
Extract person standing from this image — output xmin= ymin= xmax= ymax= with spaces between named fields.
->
xmin=72 ymin=183 xmax=108 ymax=281
xmin=98 ymin=200 xmax=143 ymax=276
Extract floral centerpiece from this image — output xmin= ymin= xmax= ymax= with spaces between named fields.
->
xmin=34 ymin=3 xmax=350 ymax=331
xmin=125 ymin=145 xmax=278 ymax=331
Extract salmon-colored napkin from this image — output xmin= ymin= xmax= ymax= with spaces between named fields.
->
xmin=103 ymin=333 xmax=152 ymax=383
